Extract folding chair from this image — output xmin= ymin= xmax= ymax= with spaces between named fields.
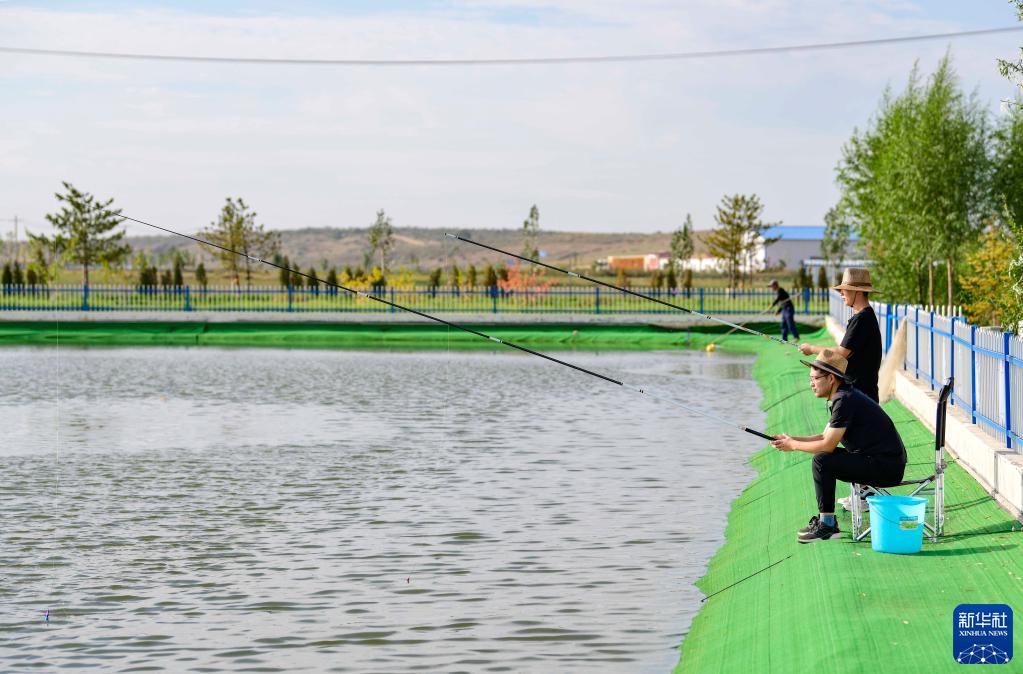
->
xmin=850 ymin=376 xmax=952 ymax=543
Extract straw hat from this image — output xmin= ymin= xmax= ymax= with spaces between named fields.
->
xmin=800 ymin=348 xmax=851 ymax=382
xmin=832 ymin=267 xmax=878 ymax=294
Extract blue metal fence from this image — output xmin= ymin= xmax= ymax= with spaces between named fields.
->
xmin=0 ymin=284 xmax=831 ymax=316
xmin=830 ymin=292 xmax=1023 ymax=454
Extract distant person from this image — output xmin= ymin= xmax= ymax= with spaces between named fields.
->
xmin=771 ymin=349 xmax=907 ymax=543
xmin=768 ymin=279 xmax=799 ymax=342
xmin=800 ymin=267 xmax=881 ymax=403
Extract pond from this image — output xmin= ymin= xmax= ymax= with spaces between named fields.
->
xmin=0 ymin=346 xmax=763 ymax=673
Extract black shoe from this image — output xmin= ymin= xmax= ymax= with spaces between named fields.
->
xmin=798 ymin=515 xmax=819 ymax=535
xmin=797 ymin=519 xmax=841 ymax=543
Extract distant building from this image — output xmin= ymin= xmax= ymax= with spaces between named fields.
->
xmin=607 ymin=254 xmax=662 ymax=272
xmin=761 ymin=225 xmax=866 ymax=271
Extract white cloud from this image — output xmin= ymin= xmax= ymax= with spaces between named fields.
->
xmin=0 ymin=1 xmax=1018 ymax=239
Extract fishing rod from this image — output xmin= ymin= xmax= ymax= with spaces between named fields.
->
xmin=118 ymin=214 xmax=775 ymax=442
xmin=445 ymin=233 xmax=801 ymax=350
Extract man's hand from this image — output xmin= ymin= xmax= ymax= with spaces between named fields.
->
xmin=771 ymin=434 xmax=796 ymax=451
xmin=798 ymin=343 xmax=816 ymax=356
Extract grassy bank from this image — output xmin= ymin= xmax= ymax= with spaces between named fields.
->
xmin=673 ymin=332 xmax=1023 ymax=673
xmin=0 ymin=320 xmax=812 ymax=350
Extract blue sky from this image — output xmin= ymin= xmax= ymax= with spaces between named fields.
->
xmin=1 ymin=1 xmax=1021 ymax=238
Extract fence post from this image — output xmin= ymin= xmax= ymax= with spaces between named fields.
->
xmin=949 ymin=317 xmax=956 ymax=404
xmin=970 ymin=325 xmax=977 ymax=424
xmin=491 ymin=285 xmax=498 ymax=314
xmin=802 ymin=287 xmax=809 ymax=314
xmin=390 ymin=286 xmax=395 ymax=313
xmin=287 ymin=284 xmax=293 ymax=312
xmin=82 ymin=283 xmax=89 ymax=311
xmin=929 ymin=311 xmax=935 ymax=391
xmin=1004 ymin=331 xmax=1013 ymax=449
xmin=185 ymin=285 xmax=191 ymax=312
xmin=884 ymin=303 xmax=892 ymax=354
xmin=595 ymin=286 xmax=600 ymax=315
xmin=698 ymin=287 xmax=704 ymax=314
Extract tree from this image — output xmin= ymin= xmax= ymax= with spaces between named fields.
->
xmin=450 ymin=264 xmax=462 ymax=288
xmin=428 ymin=267 xmax=443 ymax=296
xmin=836 ymin=54 xmax=991 ymax=306
xmin=521 ymin=204 xmax=540 ymax=259
xmin=671 ymin=213 xmax=695 ymax=274
xmin=821 ymin=204 xmax=853 ymax=278
xmin=665 ymin=265 xmax=677 ymax=290
xmin=706 ymin=194 xmax=777 ymax=288
xmin=12 ymin=262 xmax=23 ymax=286
xmin=160 ymin=269 xmax=173 ymax=288
xmin=326 ymin=267 xmax=338 ymax=293
xmin=200 ymin=197 xmax=279 ymax=287
xmin=616 ymin=267 xmax=629 ymax=288
xmin=279 ymin=255 xmax=292 ymax=287
xmin=466 ymin=264 xmax=478 ymax=288
xmin=483 ymin=264 xmax=498 ymax=290
xmin=961 ymin=226 xmax=1017 ymax=328
xmin=368 ymin=209 xmax=394 ymax=272
xmin=306 ymin=267 xmax=319 ymax=294
xmin=1 ymin=263 xmax=11 ymax=286
xmin=683 ymin=268 xmax=693 ymax=291
xmin=26 ymin=267 xmax=37 ymax=286
xmin=195 ymin=262 xmax=208 ymax=289
xmin=25 ymin=230 xmax=60 ymax=286
xmin=816 ymin=266 xmax=829 ymax=289
xmin=998 ymin=1 xmax=1023 ymax=95
xmin=172 ymin=252 xmax=184 ymax=287
xmin=42 ymin=182 xmax=130 ymax=285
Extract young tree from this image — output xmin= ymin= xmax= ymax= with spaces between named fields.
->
xmin=466 ymin=264 xmax=478 ymax=288
xmin=961 ymin=226 xmax=1017 ymax=328
xmin=26 ymin=267 xmax=38 ymax=286
xmin=26 ymin=231 xmax=60 ymax=286
xmin=521 ymin=204 xmax=540 ymax=259
xmin=483 ymin=264 xmax=498 ymax=290
xmin=706 ymin=194 xmax=776 ymax=288
xmin=449 ymin=264 xmax=462 ymax=288
xmin=821 ymin=204 xmax=853 ymax=278
xmin=172 ymin=252 xmax=184 ymax=287
xmin=195 ymin=261 xmax=208 ymax=289
xmin=837 ymin=55 xmax=991 ymax=305
xmin=200 ymin=197 xmax=279 ymax=287
xmin=279 ymin=255 xmax=292 ymax=287
xmin=428 ymin=267 xmax=443 ymax=296
xmin=671 ymin=213 xmax=695 ymax=275
xmin=368 ymin=209 xmax=394 ymax=272
xmin=12 ymin=262 xmax=23 ymax=286
xmin=683 ymin=268 xmax=693 ymax=291
xmin=665 ymin=265 xmax=677 ymax=291
xmin=326 ymin=267 xmax=338 ymax=293
xmin=306 ymin=267 xmax=319 ymax=293
xmin=160 ymin=269 xmax=173 ymax=288
xmin=1 ymin=262 xmax=11 ymax=286
xmin=816 ymin=266 xmax=829 ymax=289
xmin=615 ymin=267 xmax=629 ymax=288
xmin=42 ymin=182 xmax=130 ymax=285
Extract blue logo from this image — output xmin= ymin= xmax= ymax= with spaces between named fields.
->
xmin=953 ymin=604 xmax=1012 ymax=665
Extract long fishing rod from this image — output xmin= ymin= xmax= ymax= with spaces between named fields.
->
xmin=446 ymin=233 xmax=801 ymax=350
xmin=119 ymin=214 xmax=775 ymax=442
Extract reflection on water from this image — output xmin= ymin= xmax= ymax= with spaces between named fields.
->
xmin=0 ymin=346 xmax=763 ymax=673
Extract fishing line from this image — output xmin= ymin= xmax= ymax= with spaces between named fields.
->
xmin=446 ymin=233 xmax=800 ymax=350
xmin=118 ymin=214 xmax=774 ymax=441
xmin=699 ymin=554 xmax=792 ymax=602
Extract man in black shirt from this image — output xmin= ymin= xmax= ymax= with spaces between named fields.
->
xmin=768 ymin=279 xmax=799 ymax=342
xmin=800 ymin=267 xmax=881 ymax=402
xmin=771 ymin=349 xmax=906 ymax=543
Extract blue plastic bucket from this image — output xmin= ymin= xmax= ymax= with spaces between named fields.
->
xmin=866 ymin=495 xmax=927 ymax=554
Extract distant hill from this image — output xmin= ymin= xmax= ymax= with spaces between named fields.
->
xmin=127 ymin=226 xmax=714 ymax=270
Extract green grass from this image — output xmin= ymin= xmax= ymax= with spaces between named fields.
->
xmin=673 ymin=330 xmax=1023 ymax=673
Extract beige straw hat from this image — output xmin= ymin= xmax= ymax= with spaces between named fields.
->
xmin=832 ymin=267 xmax=878 ymax=294
xmin=800 ymin=348 xmax=851 ymax=381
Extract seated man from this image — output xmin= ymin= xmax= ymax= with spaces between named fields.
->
xmin=770 ymin=348 xmax=907 ymax=543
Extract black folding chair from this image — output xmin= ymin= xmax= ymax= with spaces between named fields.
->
xmin=851 ymin=377 xmax=952 ymax=543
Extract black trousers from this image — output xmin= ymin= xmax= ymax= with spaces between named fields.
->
xmin=812 ymin=449 xmax=905 ymax=513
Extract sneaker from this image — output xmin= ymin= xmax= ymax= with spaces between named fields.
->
xmin=838 ymin=495 xmax=869 ymax=512
xmin=798 ymin=519 xmax=841 ymax=543
xmin=798 ymin=515 xmax=819 ymax=535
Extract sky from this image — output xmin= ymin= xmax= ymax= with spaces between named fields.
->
xmin=0 ymin=0 xmax=1021 ymax=239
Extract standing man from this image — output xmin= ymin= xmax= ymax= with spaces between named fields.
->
xmin=768 ymin=279 xmax=799 ymax=342
xmin=771 ymin=349 xmax=907 ymax=543
xmin=799 ymin=267 xmax=881 ymax=403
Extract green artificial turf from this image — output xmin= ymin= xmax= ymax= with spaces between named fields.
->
xmin=673 ymin=331 xmax=1023 ymax=673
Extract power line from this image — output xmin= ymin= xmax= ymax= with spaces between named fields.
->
xmin=0 ymin=26 xmax=1020 ymax=67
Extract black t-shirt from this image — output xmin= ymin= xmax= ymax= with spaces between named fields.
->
xmin=840 ymin=306 xmax=882 ymax=402
xmin=828 ymin=385 xmax=906 ymax=463
xmin=771 ymin=287 xmax=793 ymax=312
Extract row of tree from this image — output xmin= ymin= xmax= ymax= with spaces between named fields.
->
xmin=834 ymin=52 xmax=1022 ymax=328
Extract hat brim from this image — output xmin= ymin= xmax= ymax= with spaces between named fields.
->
xmin=832 ymin=283 xmax=879 ymax=294
xmin=800 ymin=359 xmax=851 ymax=381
